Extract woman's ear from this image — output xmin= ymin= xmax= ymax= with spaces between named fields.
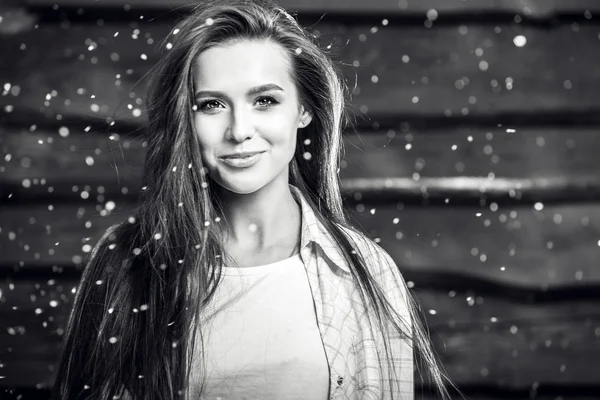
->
xmin=299 ymin=109 xmax=313 ymax=128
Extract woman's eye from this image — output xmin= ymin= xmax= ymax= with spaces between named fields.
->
xmin=198 ymin=100 xmax=221 ymax=110
xmin=196 ymin=97 xmax=278 ymax=112
xmin=256 ymin=96 xmax=278 ymax=107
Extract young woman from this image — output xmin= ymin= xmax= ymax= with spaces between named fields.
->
xmin=52 ymin=0 xmax=457 ymax=398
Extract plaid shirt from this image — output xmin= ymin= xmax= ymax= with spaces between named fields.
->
xmin=100 ymin=185 xmax=413 ymax=400
xmin=289 ymin=184 xmax=414 ymax=400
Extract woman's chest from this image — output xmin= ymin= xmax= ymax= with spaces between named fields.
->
xmin=189 ymin=264 xmax=331 ymax=399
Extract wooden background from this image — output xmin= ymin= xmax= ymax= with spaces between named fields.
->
xmin=2 ymin=0 xmax=600 ymax=398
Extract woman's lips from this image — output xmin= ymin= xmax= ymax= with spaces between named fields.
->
xmin=219 ymin=152 xmax=264 ymax=168
xmin=221 ymin=150 xmax=265 ymax=158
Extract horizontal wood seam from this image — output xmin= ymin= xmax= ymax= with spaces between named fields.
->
xmin=2 ymin=264 xmax=598 ymax=303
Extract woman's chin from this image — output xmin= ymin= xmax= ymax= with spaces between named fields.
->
xmin=215 ymin=176 xmax=266 ymax=195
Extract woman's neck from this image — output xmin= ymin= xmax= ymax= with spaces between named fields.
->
xmin=217 ymin=180 xmax=300 ymax=254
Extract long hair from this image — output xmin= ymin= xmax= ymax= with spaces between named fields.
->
xmin=52 ymin=0 xmax=458 ymax=398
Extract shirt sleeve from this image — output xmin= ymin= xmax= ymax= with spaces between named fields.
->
xmin=372 ymin=243 xmax=415 ymax=399
xmin=338 ymin=227 xmax=415 ymax=399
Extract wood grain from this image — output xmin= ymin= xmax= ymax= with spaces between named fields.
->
xmin=4 ymin=126 xmax=600 ymax=203
xmin=0 ymin=391 xmax=597 ymax=400
xmin=349 ymin=202 xmax=600 ymax=288
xmin=22 ymin=0 xmax=600 ymax=17
xmin=2 ymin=278 xmax=599 ymax=387
xmin=3 ymin=200 xmax=600 ymax=287
xmin=2 ymin=0 xmax=599 ymax=396
xmin=2 ymin=21 xmax=600 ymax=127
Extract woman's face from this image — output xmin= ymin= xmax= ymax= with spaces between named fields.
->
xmin=192 ymin=39 xmax=311 ymax=195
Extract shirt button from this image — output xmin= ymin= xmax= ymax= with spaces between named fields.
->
xmin=337 ymin=376 xmax=344 ymax=386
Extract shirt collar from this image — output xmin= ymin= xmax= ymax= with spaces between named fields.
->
xmin=289 ymin=184 xmax=351 ymax=274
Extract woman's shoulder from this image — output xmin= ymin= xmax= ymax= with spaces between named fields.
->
xmin=335 ymin=223 xmax=412 ymax=317
xmin=89 ymin=223 xmax=121 ymax=258
xmin=338 ymin=223 xmax=408 ymax=289
xmin=74 ymin=221 xmax=141 ymax=311
xmin=89 ymin=220 xmax=139 ymax=258
xmin=336 ymin=223 xmax=396 ymax=268
xmin=82 ymin=220 xmax=141 ymax=284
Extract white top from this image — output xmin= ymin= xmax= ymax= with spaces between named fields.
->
xmin=189 ymin=253 xmax=330 ymax=400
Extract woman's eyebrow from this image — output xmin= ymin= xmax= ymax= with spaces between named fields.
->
xmin=194 ymin=83 xmax=284 ymax=99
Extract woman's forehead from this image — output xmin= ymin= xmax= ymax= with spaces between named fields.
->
xmin=193 ymin=39 xmax=293 ymax=88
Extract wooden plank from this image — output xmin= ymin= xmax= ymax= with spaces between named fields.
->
xmin=349 ymin=202 xmax=600 ymax=288
xmin=1 ymin=391 xmax=598 ymax=400
xmin=0 ymin=278 xmax=72 ymax=387
xmin=4 ymin=126 xmax=600 ymax=203
xmin=3 ymin=201 xmax=600 ymax=287
xmin=415 ymin=292 xmax=600 ymax=387
xmin=342 ymin=176 xmax=600 ymax=205
xmin=1 ymin=278 xmax=599 ymax=387
xmin=2 ymin=127 xmax=145 ymax=202
xmin=2 ymin=20 xmax=600 ymax=127
xmin=343 ymin=127 xmax=600 ymax=179
xmin=22 ymin=0 xmax=600 ymax=17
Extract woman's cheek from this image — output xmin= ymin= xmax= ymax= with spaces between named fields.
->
xmin=265 ymin=116 xmax=295 ymax=144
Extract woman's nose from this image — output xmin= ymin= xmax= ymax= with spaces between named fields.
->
xmin=226 ymin=109 xmax=256 ymax=142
